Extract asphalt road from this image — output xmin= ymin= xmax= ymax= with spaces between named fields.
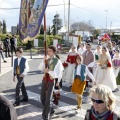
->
xmin=0 ymin=53 xmax=120 ymax=120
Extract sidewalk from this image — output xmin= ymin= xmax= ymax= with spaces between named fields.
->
xmin=0 ymin=54 xmax=44 ymax=77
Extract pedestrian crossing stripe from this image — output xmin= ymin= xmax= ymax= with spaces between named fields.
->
xmin=26 ymin=89 xmax=120 ymax=118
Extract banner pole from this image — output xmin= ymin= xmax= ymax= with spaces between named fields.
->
xmin=44 ymin=13 xmax=47 ymax=68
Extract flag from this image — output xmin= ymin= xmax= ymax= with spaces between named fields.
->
xmin=19 ymin=0 xmax=49 ymax=42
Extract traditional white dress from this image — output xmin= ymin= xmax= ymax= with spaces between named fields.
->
xmin=93 ymin=50 xmax=101 ymax=76
xmin=94 ymin=54 xmax=117 ymax=91
xmin=62 ymin=52 xmax=78 ymax=85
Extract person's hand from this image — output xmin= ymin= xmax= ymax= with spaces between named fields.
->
xmin=92 ymin=81 xmax=96 ymax=85
xmin=13 ymin=76 xmax=15 ymax=82
xmin=57 ymin=91 xmax=60 ymax=94
xmin=19 ymin=74 xmax=24 ymax=77
xmin=44 ymin=68 xmax=49 ymax=73
xmin=115 ymin=66 xmax=118 ymax=69
xmin=56 ymin=82 xmax=59 ymax=87
xmin=44 ymin=56 xmax=50 ymax=63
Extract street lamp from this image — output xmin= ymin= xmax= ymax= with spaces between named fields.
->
xmin=105 ymin=10 xmax=108 ymax=31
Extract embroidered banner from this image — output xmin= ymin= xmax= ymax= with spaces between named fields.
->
xmin=19 ymin=0 xmax=49 ymax=42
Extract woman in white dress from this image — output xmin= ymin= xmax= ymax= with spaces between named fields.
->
xmin=62 ymin=45 xmax=78 ymax=86
xmin=112 ymin=50 xmax=120 ymax=78
xmin=93 ymin=45 xmax=102 ymax=76
xmin=94 ymin=45 xmax=102 ymax=61
xmin=78 ymin=43 xmax=86 ymax=56
xmin=94 ymin=46 xmax=118 ymax=91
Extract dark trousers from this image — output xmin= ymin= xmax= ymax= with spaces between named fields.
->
xmin=0 ymin=50 xmax=5 ymax=61
xmin=40 ymin=80 xmax=54 ymax=120
xmin=11 ymin=46 xmax=16 ymax=54
xmin=15 ymin=75 xmax=28 ymax=103
xmin=5 ymin=46 xmax=10 ymax=57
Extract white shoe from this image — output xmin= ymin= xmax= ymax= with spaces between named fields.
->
xmin=75 ymin=107 xmax=82 ymax=114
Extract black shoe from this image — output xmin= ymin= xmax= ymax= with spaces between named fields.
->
xmin=9 ymin=55 xmax=11 ymax=57
xmin=20 ymin=98 xmax=28 ymax=102
xmin=3 ymin=60 xmax=7 ymax=63
xmin=112 ymin=88 xmax=120 ymax=92
xmin=13 ymin=102 xmax=20 ymax=107
xmin=50 ymin=109 xmax=55 ymax=116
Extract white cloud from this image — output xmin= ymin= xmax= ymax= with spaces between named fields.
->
xmin=0 ymin=0 xmax=120 ymax=32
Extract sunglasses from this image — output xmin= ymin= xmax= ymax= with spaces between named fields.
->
xmin=91 ymin=98 xmax=104 ymax=104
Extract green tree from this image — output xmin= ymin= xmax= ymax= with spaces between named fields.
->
xmin=51 ymin=13 xmax=62 ymax=35
xmin=70 ymin=20 xmax=94 ymax=32
xmin=40 ymin=24 xmax=44 ymax=34
xmin=30 ymin=0 xmax=35 ymax=5
xmin=47 ymin=25 xmax=51 ymax=35
xmin=2 ymin=20 xmax=7 ymax=34
xmin=16 ymin=24 xmax=19 ymax=35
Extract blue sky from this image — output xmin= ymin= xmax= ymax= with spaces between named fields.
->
xmin=0 ymin=0 xmax=120 ymax=32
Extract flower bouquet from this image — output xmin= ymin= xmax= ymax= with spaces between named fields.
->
xmin=100 ymin=34 xmax=110 ymax=43
xmin=101 ymin=61 xmax=111 ymax=69
xmin=107 ymin=61 xmax=111 ymax=67
xmin=62 ymin=62 xmax=68 ymax=68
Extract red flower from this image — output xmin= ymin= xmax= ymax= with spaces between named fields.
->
xmin=107 ymin=61 xmax=111 ymax=67
xmin=62 ymin=62 xmax=68 ymax=67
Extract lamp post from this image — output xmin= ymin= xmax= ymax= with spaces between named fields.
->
xmin=105 ymin=10 xmax=108 ymax=31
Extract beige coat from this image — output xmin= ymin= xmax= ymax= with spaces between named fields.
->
xmin=82 ymin=50 xmax=94 ymax=81
xmin=82 ymin=50 xmax=94 ymax=66
xmin=0 ymin=94 xmax=17 ymax=120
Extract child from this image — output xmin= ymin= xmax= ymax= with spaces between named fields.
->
xmin=39 ymin=46 xmax=64 ymax=119
xmin=71 ymin=55 xmax=95 ymax=113
xmin=13 ymin=48 xmax=29 ymax=107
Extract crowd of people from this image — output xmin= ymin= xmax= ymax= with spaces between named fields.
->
xmin=0 ymin=39 xmax=120 ymax=120
xmin=38 ymin=43 xmax=120 ymax=120
xmin=0 ymin=35 xmax=17 ymax=63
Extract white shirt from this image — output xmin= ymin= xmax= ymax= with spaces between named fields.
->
xmin=13 ymin=57 xmax=29 ymax=76
xmin=76 ymin=64 xmax=95 ymax=81
xmin=39 ymin=59 xmax=64 ymax=82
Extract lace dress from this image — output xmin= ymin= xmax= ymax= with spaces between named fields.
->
xmin=94 ymin=54 xmax=117 ymax=91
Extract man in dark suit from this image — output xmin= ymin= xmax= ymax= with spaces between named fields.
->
xmin=10 ymin=35 xmax=16 ymax=54
xmin=4 ymin=35 xmax=11 ymax=57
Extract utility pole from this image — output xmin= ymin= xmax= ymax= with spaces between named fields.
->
xmin=63 ymin=0 xmax=65 ymax=27
xmin=105 ymin=10 xmax=108 ymax=32
xmin=67 ymin=0 xmax=70 ymax=42
xmin=110 ymin=21 xmax=112 ymax=33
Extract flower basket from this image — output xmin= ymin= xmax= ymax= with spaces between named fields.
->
xmin=62 ymin=62 xmax=68 ymax=68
